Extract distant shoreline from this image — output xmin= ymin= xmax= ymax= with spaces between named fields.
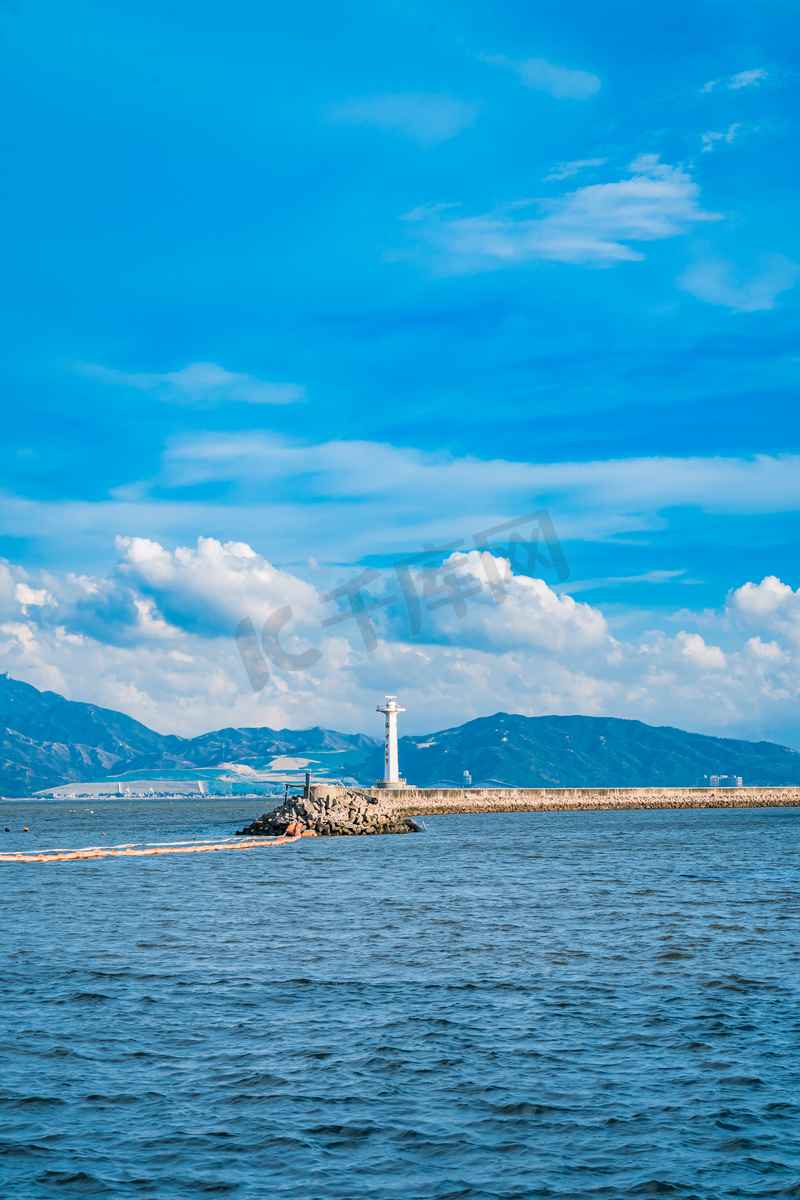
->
xmin=4 ymin=786 xmax=800 ymax=814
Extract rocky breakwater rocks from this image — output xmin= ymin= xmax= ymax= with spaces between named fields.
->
xmin=235 ymin=788 xmax=422 ymax=838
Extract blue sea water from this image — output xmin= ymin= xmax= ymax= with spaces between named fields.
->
xmin=1 ymin=801 xmax=799 ymax=1199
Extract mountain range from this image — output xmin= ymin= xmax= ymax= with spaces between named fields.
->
xmin=1 ymin=674 xmax=799 ymax=796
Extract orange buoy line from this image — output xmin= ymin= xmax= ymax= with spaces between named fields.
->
xmin=0 ymin=834 xmax=303 ymax=864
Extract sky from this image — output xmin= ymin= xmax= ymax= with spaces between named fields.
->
xmin=1 ymin=0 xmax=800 ymax=747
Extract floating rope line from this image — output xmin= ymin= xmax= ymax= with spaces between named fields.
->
xmin=3 ymin=836 xmax=247 ymax=855
xmin=0 ymin=835 xmax=298 ymax=864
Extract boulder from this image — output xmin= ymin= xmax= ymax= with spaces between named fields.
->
xmin=235 ymin=787 xmax=422 ymax=837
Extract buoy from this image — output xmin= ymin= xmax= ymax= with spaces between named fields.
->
xmin=23 ymin=827 xmax=28 ymax=832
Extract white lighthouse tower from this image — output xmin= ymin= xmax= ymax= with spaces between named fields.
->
xmin=376 ymin=695 xmax=406 ymax=789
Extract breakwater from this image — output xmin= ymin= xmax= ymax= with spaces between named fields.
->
xmin=236 ymin=787 xmax=422 ymax=837
xmin=308 ymin=783 xmax=800 ymax=814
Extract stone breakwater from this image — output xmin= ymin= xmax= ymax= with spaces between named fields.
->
xmin=303 ymin=784 xmax=800 ymax=816
xmin=235 ymin=787 xmax=423 ymax=838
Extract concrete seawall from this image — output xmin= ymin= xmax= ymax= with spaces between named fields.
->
xmin=307 ymin=784 xmax=800 ymax=815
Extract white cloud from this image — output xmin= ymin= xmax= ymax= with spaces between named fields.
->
xmin=1 ymin=620 xmax=38 ymax=650
xmin=676 ymin=631 xmax=726 ymax=671
xmin=701 ymin=68 xmax=766 ymax=93
xmin=732 ymin=576 xmax=796 ymax=621
xmin=77 ymin=361 xmax=305 ymax=406
xmin=544 ymin=158 xmax=606 ymax=181
xmin=160 ymin=438 xmax=800 ymax=529
xmin=3 ymin=443 xmax=800 ymax=569
xmin=115 ymin=534 xmax=322 ymax=637
xmin=679 ymin=255 xmax=799 ymax=312
xmin=406 ymin=155 xmax=718 ymax=269
xmin=556 ymin=569 xmax=687 ymax=595
xmin=326 ymin=93 xmax=477 ymax=145
xmin=1 ymin=545 xmax=800 ymax=746
xmin=729 ymin=68 xmax=766 ymax=89
xmin=729 ymin=577 xmax=800 ymax=647
xmin=14 ymin=582 xmax=54 ymax=614
xmin=421 ymin=551 xmax=611 ymax=654
xmin=701 ymin=122 xmax=740 ymax=152
xmin=487 ymin=55 xmax=600 ymax=100
xmin=745 ymin=636 xmax=787 ymax=664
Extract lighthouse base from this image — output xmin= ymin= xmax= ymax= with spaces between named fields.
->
xmin=374 ymin=779 xmax=408 ymax=790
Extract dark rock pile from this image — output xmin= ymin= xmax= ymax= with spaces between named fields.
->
xmin=235 ymin=787 xmax=423 ymax=837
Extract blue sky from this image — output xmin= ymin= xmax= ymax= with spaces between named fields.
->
xmin=1 ymin=0 xmax=800 ymax=746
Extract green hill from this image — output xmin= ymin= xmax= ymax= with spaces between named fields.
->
xmin=388 ymin=712 xmax=800 ymax=788
xmin=0 ymin=676 xmax=798 ymax=795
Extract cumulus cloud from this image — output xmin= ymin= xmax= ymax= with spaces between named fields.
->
xmin=676 ymin=631 xmax=726 ymax=671
xmin=421 ymin=552 xmax=611 ymax=655
xmin=1 ymin=541 xmax=799 ymax=743
xmin=14 ymin=582 xmax=55 ymax=615
xmin=115 ymin=535 xmax=321 ymax=638
xmin=405 ymin=155 xmax=718 ymax=269
xmin=679 ymin=255 xmax=799 ymax=312
xmin=77 ymin=361 xmax=305 ymax=406
xmin=729 ymin=577 xmax=800 ymax=646
xmin=746 ymin=636 xmax=787 ymax=664
xmin=326 ymin=93 xmax=477 ymax=145
xmin=486 ymin=55 xmax=600 ymax=100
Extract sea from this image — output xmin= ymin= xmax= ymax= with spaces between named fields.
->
xmin=1 ymin=800 xmax=799 ymax=1199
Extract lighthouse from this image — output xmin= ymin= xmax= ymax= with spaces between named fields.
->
xmin=376 ymin=695 xmax=406 ymax=788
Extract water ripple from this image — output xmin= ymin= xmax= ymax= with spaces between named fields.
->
xmin=1 ymin=801 xmax=800 ymax=1197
